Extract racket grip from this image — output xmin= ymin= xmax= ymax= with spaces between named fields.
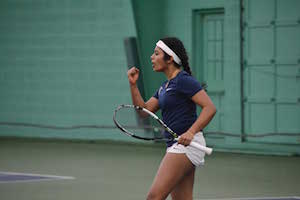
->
xmin=190 ymin=141 xmax=213 ymax=155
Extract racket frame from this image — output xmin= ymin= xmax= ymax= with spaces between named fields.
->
xmin=113 ymin=104 xmax=213 ymax=155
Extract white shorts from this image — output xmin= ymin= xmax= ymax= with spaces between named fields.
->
xmin=166 ymin=132 xmax=206 ymax=167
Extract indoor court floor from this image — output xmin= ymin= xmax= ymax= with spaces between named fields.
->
xmin=0 ymin=139 xmax=299 ymax=200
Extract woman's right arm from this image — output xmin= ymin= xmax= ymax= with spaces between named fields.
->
xmin=128 ymin=67 xmax=159 ymax=113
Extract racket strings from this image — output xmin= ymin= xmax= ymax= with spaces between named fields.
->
xmin=114 ymin=106 xmax=166 ymax=140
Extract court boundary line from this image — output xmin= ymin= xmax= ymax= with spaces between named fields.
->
xmin=0 ymin=171 xmax=75 ymax=183
xmin=195 ymin=196 xmax=300 ymax=200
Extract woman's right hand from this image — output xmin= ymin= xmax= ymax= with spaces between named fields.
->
xmin=127 ymin=67 xmax=140 ymax=86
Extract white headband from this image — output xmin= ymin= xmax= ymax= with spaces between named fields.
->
xmin=156 ymin=40 xmax=182 ymax=65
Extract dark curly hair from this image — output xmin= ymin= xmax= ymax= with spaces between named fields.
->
xmin=160 ymin=37 xmax=192 ymax=75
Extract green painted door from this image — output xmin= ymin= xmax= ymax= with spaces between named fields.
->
xmin=242 ymin=0 xmax=300 ymax=144
xmin=193 ymin=9 xmax=225 ymax=141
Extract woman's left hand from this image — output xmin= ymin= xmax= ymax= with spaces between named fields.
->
xmin=177 ymin=131 xmax=195 ymax=146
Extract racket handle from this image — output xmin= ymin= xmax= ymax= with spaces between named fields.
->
xmin=189 ymin=141 xmax=213 ymax=155
xmin=174 ymin=138 xmax=213 ymax=155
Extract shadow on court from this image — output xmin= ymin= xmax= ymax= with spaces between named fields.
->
xmin=0 ymin=139 xmax=300 ymax=200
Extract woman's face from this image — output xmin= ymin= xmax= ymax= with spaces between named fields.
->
xmin=151 ymin=46 xmax=167 ymax=72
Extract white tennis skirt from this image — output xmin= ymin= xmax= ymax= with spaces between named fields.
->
xmin=166 ymin=132 xmax=206 ymax=167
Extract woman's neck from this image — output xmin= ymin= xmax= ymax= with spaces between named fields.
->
xmin=165 ymin=67 xmax=181 ymax=80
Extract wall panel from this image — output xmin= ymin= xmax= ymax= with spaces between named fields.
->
xmin=0 ymin=0 xmax=136 ymax=141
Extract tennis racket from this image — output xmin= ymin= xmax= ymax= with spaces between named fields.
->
xmin=113 ymin=104 xmax=213 ymax=155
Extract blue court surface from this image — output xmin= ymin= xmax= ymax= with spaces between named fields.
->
xmin=0 ymin=171 xmax=75 ymax=183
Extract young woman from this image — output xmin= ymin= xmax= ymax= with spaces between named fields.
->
xmin=127 ymin=37 xmax=216 ymax=200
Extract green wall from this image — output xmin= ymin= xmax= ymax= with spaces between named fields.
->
xmin=131 ymin=0 xmax=166 ymax=100
xmin=132 ymin=0 xmax=300 ymax=155
xmin=0 ymin=0 xmax=136 ymax=141
xmin=0 ymin=0 xmax=299 ymax=155
xmin=242 ymin=0 xmax=300 ymax=145
xmin=132 ymin=0 xmax=243 ymax=144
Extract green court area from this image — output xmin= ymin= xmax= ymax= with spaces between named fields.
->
xmin=0 ymin=139 xmax=299 ymax=200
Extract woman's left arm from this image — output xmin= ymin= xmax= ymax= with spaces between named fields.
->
xmin=178 ymin=90 xmax=217 ymax=146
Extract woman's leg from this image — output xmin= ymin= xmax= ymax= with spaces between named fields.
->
xmin=146 ymin=152 xmax=195 ymax=200
xmin=170 ymin=167 xmax=195 ymax=200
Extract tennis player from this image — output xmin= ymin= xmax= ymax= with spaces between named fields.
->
xmin=127 ymin=37 xmax=216 ymax=200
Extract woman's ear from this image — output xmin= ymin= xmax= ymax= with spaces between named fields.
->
xmin=167 ymin=56 xmax=174 ymax=64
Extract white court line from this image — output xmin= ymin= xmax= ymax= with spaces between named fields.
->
xmin=0 ymin=171 xmax=75 ymax=183
xmin=195 ymin=196 xmax=300 ymax=200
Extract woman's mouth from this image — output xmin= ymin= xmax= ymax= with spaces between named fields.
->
xmin=152 ymin=62 xmax=155 ymax=68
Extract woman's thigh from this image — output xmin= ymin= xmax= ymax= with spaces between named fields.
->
xmin=147 ymin=152 xmax=195 ymax=200
xmin=170 ymin=168 xmax=195 ymax=200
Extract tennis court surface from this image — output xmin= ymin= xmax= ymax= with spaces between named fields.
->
xmin=0 ymin=171 xmax=75 ymax=183
xmin=1 ymin=139 xmax=299 ymax=200
xmin=203 ymin=197 xmax=300 ymax=200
